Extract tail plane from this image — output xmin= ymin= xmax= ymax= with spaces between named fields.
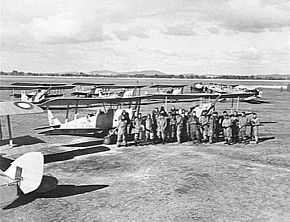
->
xmin=20 ymin=91 xmax=29 ymax=102
xmin=4 ymin=152 xmax=44 ymax=194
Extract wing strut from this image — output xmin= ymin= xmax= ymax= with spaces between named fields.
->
xmin=74 ymin=100 xmax=79 ymax=119
xmin=165 ymin=96 xmax=168 ymax=111
xmin=137 ymin=98 xmax=141 ymax=115
xmin=0 ymin=117 xmax=3 ymax=140
xmin=6 ymin=115 xmax=13 ymax=147
xmin=65 ymin=104 xmax=70 ymax=123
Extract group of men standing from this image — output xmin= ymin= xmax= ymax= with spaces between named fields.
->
xmin=116 ymin=106 xmax=261 ymax=147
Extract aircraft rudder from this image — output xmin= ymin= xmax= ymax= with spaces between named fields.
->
xmin=4 ymin=152 xmax=44 ymax=194
xmin=47 ymin=109 xmax=62 ymax=126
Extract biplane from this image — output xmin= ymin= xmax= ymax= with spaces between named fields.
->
xmin=37 ymin=95 xmax=152 ymax=136
xmin=71 ymin=83 xmax=145 ymax=98
xmin=150 ymin=84 xmax=187 ymax=95
xmin=0 ymin=82 xmax=75 ymax=104
xmin=0 ymin=101 xmax=43 ymax=146
xmin=149 ymin=83 xmax=261 ymax=104
xmin=149 ymin=84 xmax=201 ymax=103
xmin=235 ymin=84 xmax=290 ymax=92
xmin=37 ymin=88 xmax=257 ymax=137
xmin=192 ymin=82 xmax=263 ymax=103
xmin=71 ymin=82 xmax=114 ymax=97
xmin=0 ymin=152 xmax=44 ymax=208
xmin=147 ymin=83 xmax=268 ymax=117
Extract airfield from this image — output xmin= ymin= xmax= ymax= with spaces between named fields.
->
xmin=1 ymin=76 xmax=290 ymax=221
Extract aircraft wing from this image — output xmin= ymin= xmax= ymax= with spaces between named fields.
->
xmin=150 ymin=92 xmax=256 ymax=100
xmin=40 ymin=95 xmax=152 ymax=107
xmin=219 ymin=92 xmax=258 ymax=99
xmin=39 ymin=128 xmax=107 ymax=137
xmin=0 ymin=101 xmax=43 ymax=116
xmin=72 ymin=82 xmax=114 ymax=86
xmin=71 ymin=91 xmax=90 ymax=96
xmin=95 ymin=85 xmax=146 ymax=89
xmin=150 ymin=84 xmax=187 ymax=88
xmin=45 ymin=85 xmax=76 ymax=90
xmin=0 ymin=85 xmax=75 ymax=90
xmin=11 ymin=82 xmax=67 ymax=86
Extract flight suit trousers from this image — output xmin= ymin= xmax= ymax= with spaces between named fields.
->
xmin=117 ymin=131 xmax=127 ymax=146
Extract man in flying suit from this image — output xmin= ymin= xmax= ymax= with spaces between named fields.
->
xmin=239 ymin=112 xmax=248 ymax=143
xmin=251 ymin=113 xmax=260 ymax=144
xmin=133 ymin=113 xmax=144 ymax=145
xmin=117 ymin=112 xmax=129 ymax=147
xmin=199 ymin=111 xmax=209 ymax=143
xmin=187 ymin=111 xmax=201 ymax=144
xmin=222 ymin=113 xmax=232 ymax=145
xmin=208 ymin=111 xmax=219 ymax=143
xmin=176 ymin=109 xmax=186 ymax=143
xmin=168 ymin=111 xmax=177 ymax=142
xmin=231 ymin=111 xmax=239 ymax=144
xmin=218 ymin=111 xmax=227 ymax=138
xmin=157 ymin=110 xmax=168 ymax=144
xmin=151 ymin=110 xmax=158 ymax=142
xmin=145 ymin=113 xmax=153 ymax=142
xmin=246 ymin=113 xmax=253 ymax=140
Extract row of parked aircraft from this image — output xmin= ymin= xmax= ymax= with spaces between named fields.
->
xmin=0 ymin=81 xmax=271 ymax=140
xmin=0 ymin=81 xmax=262 ymax=140
xmin=0 ymin=81 xmax=267 ymax=105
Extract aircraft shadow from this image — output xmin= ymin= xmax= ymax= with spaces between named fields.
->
xmin=3 ymin=175 xmax=108 ymax=209
xmin=245 ymin=100 xmax=270 ymax=104
xmin=259 ymin=136 xmax=275 ymax=143
xmin=64 ymin=140 xmax=104 ymax=147
xmin=0 ymin=135 xmax=45 ymax=147
xmin=0 ymin=145 xmax=110 ymax=167
xmin=44 ymin=146 xmax=110 ymax=164
xmin=0 ymin=155 xmax=13 ymax=170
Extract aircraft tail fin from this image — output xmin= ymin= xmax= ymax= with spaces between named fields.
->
xmin=33 ymin=90 xmax=46 ymax=103
xmin=90 ymin=87 xmax=97 ymax=95
xmin=123 ymin=89 xmax=135 ymax=98
xmin=20 ymin=91 xmax=29 ymax=102
xmin=48 ymin=109 xmax=62 ymax=126
xmin=4 ymin=152 xmax=44 ymax=194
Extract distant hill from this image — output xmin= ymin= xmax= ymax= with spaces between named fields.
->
xmin=121 ymin=70 xmax=167 ymax=76
xmin=88 ymin=70 xmax=119 ymax=76
xmin=88 ymin=70 xmax=167 ymax=76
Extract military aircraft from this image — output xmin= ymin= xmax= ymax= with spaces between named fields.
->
xmin=0 ymin=101 xmax=43 ymax=147
xmin=37 ymin=86 xmax=259 ymax=137
xmin=147 ymin=83 xmax=267 ymax=117
xmin=149 ymin=84 xmax=187 ymax=95
xmin=93 ymin=84 xmax=146 ymax=98
xmin=37 ymin=95 xmax=152 ymax=136
xmin=0 ymin=152 xmax=44 ymax=208
xmin=0 ymin=83 xmax=75 ymax=104
xmin=71 ymin=83 xmax=145 ymax=98
xmin=192 ymin=82 xmax=264 ymax=103
xmin=71 ymin=82 xmax=115 ymax=97
xmin=149 ymin=83 xmax=260 ymax=105
xmin=235 ymin=84 xmax=290 ymax=92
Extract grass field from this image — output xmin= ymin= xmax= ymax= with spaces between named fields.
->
xmin=1 ymin=76 xmax=290 ymax=221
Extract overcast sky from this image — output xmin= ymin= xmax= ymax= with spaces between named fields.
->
xmin=1 ymin=0 xmax=290 ymax=74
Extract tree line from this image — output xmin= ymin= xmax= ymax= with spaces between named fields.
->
xmin=1 ymin=70 xmax=289 ymax=80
